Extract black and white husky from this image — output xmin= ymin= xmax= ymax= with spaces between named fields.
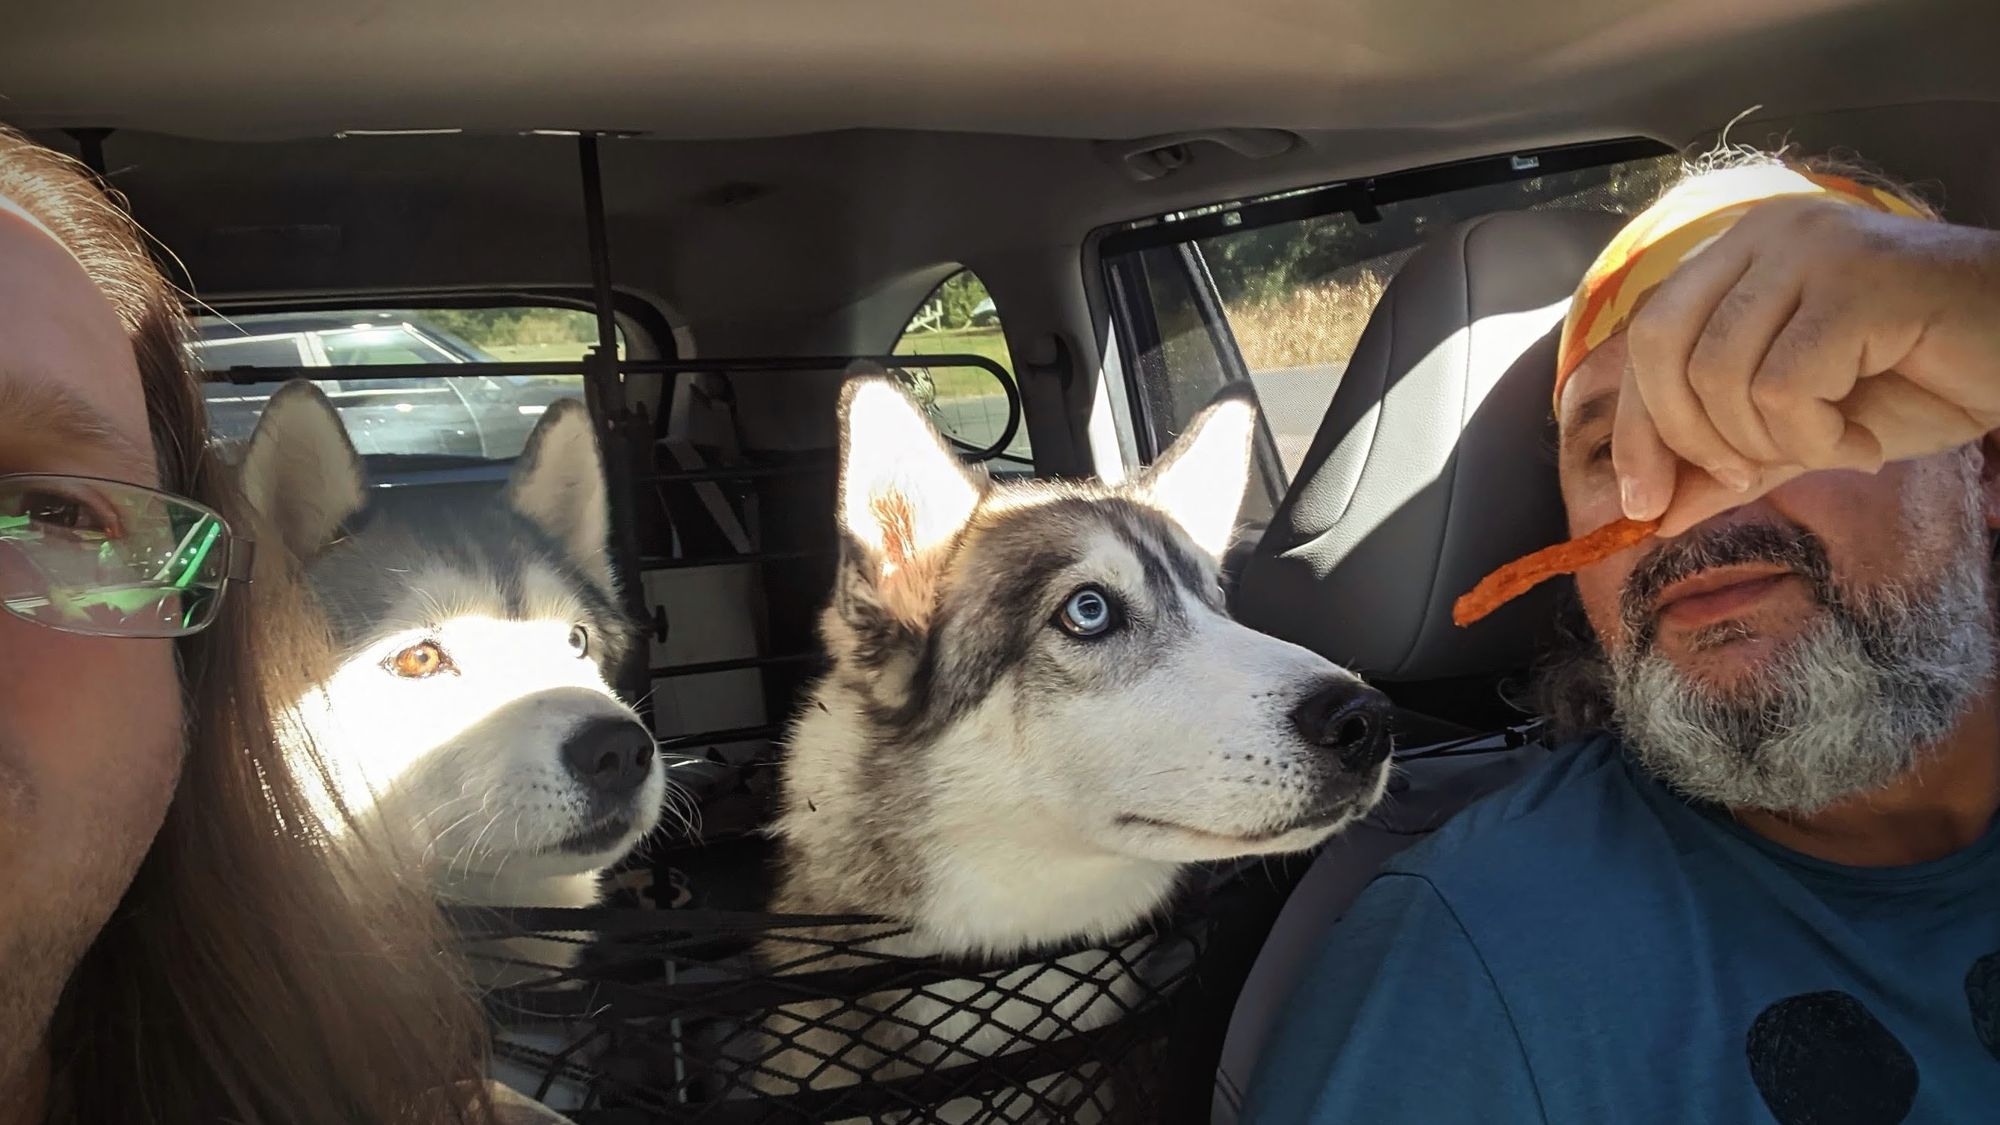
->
xmin=759 ymin=377 xmax=1392 ymax=1106
xmin=237 ymin=381 xmax=668 ymax=935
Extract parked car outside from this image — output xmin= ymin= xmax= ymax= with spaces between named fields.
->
xmin=193 ymin=309 xmax=580 ymax=461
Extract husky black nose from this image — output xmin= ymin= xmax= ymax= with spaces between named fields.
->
xmin=1291 ymin=680 xmax=1392 ymax=771
xmin=562 ymin=718 xmax=656 ymax=797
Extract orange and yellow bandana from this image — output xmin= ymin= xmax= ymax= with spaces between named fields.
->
xmin=1551 ymin=164 xmax=1929 ymax=410
xmin=1452 ymin=164 xmax=1935 ymax=629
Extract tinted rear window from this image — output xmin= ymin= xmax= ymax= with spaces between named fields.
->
xmin=192 ymin=306 xmax=618 ymax=463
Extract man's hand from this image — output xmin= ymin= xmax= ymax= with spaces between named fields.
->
xmin=1612 ymin=199 xmax=2000 ymax=535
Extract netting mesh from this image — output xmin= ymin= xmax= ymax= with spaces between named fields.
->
xmin=459 ymin=866 xmax=1258 ymax=1124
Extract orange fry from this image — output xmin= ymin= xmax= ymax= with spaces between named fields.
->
xmin=1453 ymin=517 xmax=1660 ymax=627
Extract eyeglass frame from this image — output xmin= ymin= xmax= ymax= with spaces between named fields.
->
xmin=0 ymin=471 xmax=256 ymax=639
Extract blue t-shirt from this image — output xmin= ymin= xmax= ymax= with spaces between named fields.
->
xmin=1242 ymin=734 xmax=2000 ymax=1124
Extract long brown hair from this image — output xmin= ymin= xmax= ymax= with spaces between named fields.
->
xmin=0 ymin=128 xmax=496 ymax=1124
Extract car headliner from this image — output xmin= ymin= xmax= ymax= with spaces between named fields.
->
xmin=1 ymin=0 xmax=1992 ymax=144
xmin=5 ymin=0 xmax=1996 ymax=482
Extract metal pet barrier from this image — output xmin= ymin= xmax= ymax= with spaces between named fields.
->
xmin=169 ymin=130 xmax=1278 ymax=1124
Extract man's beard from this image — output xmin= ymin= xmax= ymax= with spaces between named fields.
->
xmin=1609 ymin=501 xmax=1996 ymax=816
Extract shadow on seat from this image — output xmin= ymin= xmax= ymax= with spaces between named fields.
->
xmin=1213 ymin=207 xmax=1623 ymax=1123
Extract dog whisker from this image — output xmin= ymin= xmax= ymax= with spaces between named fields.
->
xmin=423 ymin=806 xmax=486 ymax=865
xmin=440 ymin=795 xmax=497 ymax=877
xmin=408 ymin=792 xmax=480 ymax=836
xmin=460 ymin=810 xmax=509 ymax=875
xmin=659 ymin=783 xmax=702 ymax=838
xmin=488 ymin=837 xmax=516 ymax=884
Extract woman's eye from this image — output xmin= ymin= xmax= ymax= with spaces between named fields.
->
xmin=1054 ymin=586 xmax=1119 ymax=639
xmin=386 ymin=640 xmax=453 ymax=679
xmin=14 ymin=488 xmax=117 ymax=538
xmin=1587 ymin=439 xmax=1614 ymax=466
xmin=568 ymin=625 xmax=590 ymax=658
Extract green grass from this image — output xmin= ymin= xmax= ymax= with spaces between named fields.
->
xmin=477 ymin=343 xmax=603 ymax=389
xmin=893 ymin=327 xmax=1015 ymax=399
xmin=482 ymin=342 xmax=603 ymax=364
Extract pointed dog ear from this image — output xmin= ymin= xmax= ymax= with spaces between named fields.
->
xmin=239 ymin=380 xmax=366 ymax=562
xmin=1134 ymin=384 xmax=1258 ymax=560
xmin=506 ymin=398 xmax=615 ymax=593
xmin=835 ymin=375 xmax=986 ymax=627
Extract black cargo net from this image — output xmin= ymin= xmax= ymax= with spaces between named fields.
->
xmin=454 ymin=865 xmax=1263 ymax=1125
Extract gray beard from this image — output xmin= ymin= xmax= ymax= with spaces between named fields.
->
xmin=1611 ymin=518 xmax=1996 ymax=817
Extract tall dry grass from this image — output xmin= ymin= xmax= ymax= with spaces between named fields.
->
xmin=1224 ymin=268 xmax=1390 ymax=371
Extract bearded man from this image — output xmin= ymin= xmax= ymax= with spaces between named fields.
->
xmin=1244 ymin=150 xmax=2000 ymax=1123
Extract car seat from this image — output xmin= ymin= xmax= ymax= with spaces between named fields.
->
xmin=1213 ymin=207 xmax=1624 ymax=1122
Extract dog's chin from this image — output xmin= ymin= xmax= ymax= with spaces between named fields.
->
xmin=1106 ymin=805 xmax=1364 ymax=863
xmin=445 ymin=813 xmax=651 ymax=883
xmin=531 ymin=814 xmax=651 ymax=868
xmin=1106 ymin=765 xmax=1391 ymax=863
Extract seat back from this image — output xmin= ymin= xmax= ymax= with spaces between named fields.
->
xmin=1211 ymin=735 xmax=1546 ymax=1122
xmin=1213 ymin=208 xmax=1623 ymax=1123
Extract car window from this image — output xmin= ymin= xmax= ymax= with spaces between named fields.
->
xmin=1101 ymin=150 xmax=1678 ymax=483
xmin=890 ymin=269 xmax=1031 ymax=469
xmin=192 ymin=306 xmax=618 ymax=463
xmin=195 ymin=333 xmax=312 ymax=368
xmin=315 ymin=325 xmax=461 ymax=366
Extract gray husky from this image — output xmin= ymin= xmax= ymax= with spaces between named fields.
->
xmin=237 ymin=381 xmax=667 ymax=929
xmin=757 ymin=377 xmax=1392 ymax=1106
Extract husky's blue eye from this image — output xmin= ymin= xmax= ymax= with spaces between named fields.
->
xmin=1056 ymin=586 xmax=1118 ymax=639
xmin=568 ymin=625 xmax=590 ymax=658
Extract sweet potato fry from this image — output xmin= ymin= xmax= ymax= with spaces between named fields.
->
xmin=1452 ymin=517 xmax=1659 ymax=627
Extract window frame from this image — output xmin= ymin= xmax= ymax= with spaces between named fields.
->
xmin=190 ymin=286 xmax=671 ymax=364
xmin=1092 ymin=137 xmax=1673 ymax=473
xmin=1104 ymin=241 xmax=1288 ymax=516
xmin=888 ymin=267 xmax=1035 ymax=473
xmin=190 ymin=289 xmax=666 ymax=485
xmin=191 ymin=331 xmax=315 ymax=367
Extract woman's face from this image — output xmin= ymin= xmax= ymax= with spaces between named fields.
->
xmin=0 ymin=196 xmax=184 ymax=1094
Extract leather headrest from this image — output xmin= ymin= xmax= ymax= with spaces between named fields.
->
xmin=1234 ymin=208 xmax=1623 ymax=682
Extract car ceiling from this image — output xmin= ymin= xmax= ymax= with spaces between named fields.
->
xmin=4 ymin=0 xmax=1999 ymax=459
xmin=2 ymin=0 xmax=1994 ymax=143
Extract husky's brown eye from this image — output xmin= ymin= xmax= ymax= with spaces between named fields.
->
xmin=386 ymin=640 xmax=452 ymax=679
xmin=568 ymin=625 xmax=590 ymax=658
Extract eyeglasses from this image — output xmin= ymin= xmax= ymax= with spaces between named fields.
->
xmin=0 ymin=473 xmax=252 ymax=638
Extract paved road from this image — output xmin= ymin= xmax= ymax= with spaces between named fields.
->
xmin=1246 ymin=363 xmax=1347 ymax=474
xmin=933 ymin=393 xmax=1033 ymax=463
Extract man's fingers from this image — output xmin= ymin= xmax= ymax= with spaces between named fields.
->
xmin=1840 ymin=373 xmax=1985 ymax=465
xmin=1626 ymin=241 xmax=1761 ymax=491
xmin=1749 ymin=301 xmax=1872 ymax=468
xmin=1655 ymin=462 xmax=1806 ymax=538
xmin=1684 ymin=262 xmax=1799 ymax=464
xmin=1653 ymin=466 xmax=1749 ymax=539
xmin=1612 ymin=359 xmax=1677 ymax=521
